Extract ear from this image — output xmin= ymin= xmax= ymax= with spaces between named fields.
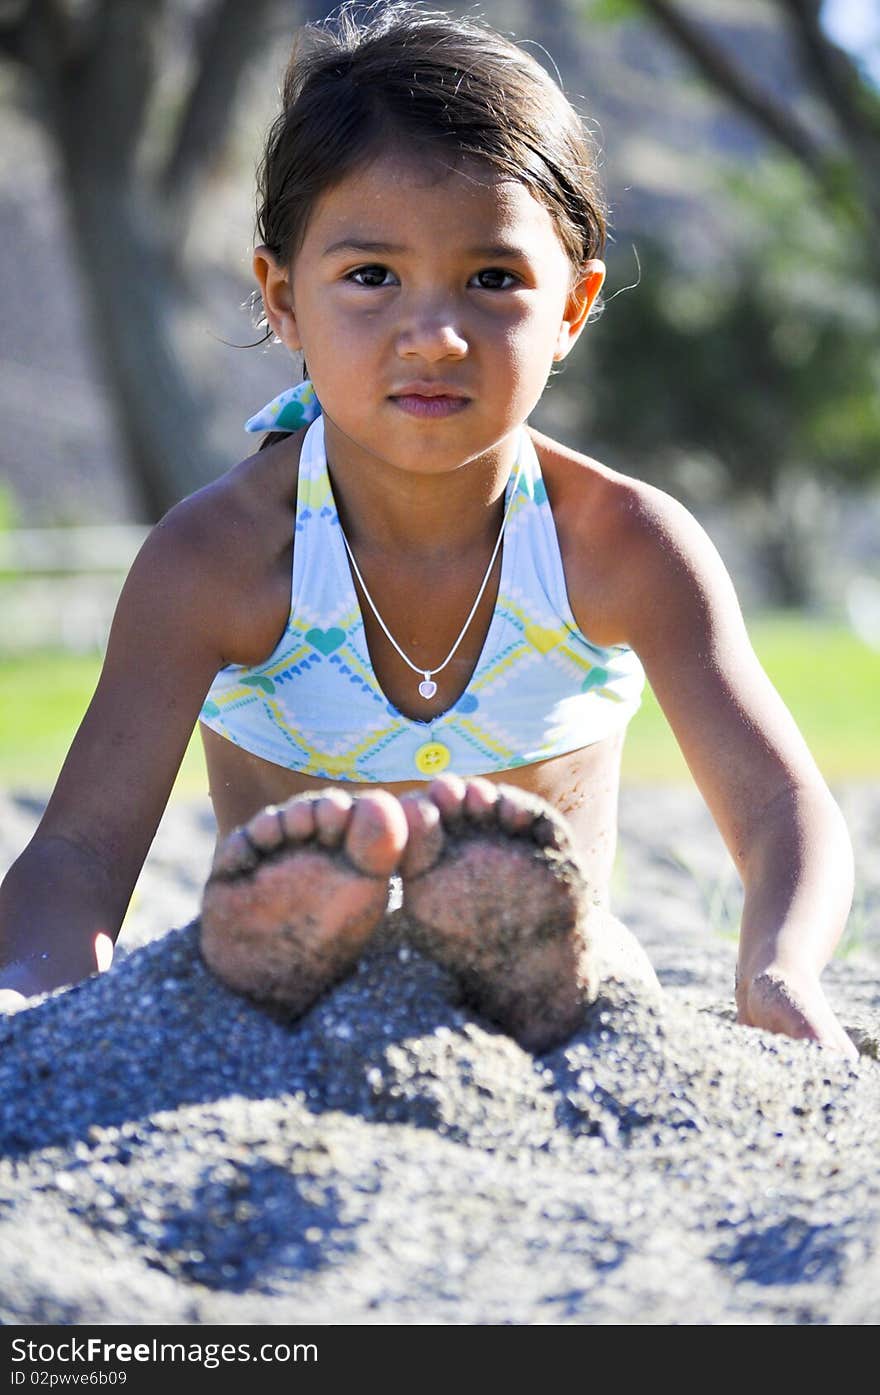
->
xmin=253 ymin=245 xmax=303 ymax=350
xmin=553 ymin=259 xmax=605 ymax=361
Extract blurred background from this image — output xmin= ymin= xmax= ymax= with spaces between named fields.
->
xmin=0 ymin=0 xmax=878 ymax=793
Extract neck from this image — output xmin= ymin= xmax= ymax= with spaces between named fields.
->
xmin=320 ymin=415 xmax=523 ymax=562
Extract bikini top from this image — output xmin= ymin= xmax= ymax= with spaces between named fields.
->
xmin=199 ymin=382 xmax=645 ymax=783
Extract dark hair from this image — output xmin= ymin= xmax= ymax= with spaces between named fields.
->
xmin=255 ymin=0 xmax=608 ymax=303
xmin=252 ymin=3 xmax=608 ymax=450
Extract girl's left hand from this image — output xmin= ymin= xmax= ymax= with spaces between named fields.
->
xmin=736 ymin=964 xmax=859 ymax=1062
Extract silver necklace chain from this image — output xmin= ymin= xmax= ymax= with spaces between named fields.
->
xmin=337 ymin=453 xmax=523 ymax=701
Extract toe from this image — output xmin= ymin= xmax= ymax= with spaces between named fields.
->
xmin=462 ymin=776 xmax=499 ymax=825
xmin=279 ymin=795 xmax=318 ymax=843
xmin=496 ymin=788 xmax=534 ymax=835
xmin=211 ymin=827 xmax=259 ymax=878
xmin=427 ymin=773 xmax=467 ymax=826
xmin=531 ymin=808 xmax=570 ymax=851
xmin=314 ymin=789 xmax=354 ymax=846
xmin=245 ymin=805 xmax=286 ymax=853
xmin=344 ymin=790 xmax=409 ymax=877
xmin=398 ymin=794 xmax=445 ymax=878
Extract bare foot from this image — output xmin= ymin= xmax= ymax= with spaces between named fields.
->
xmin=200 ymin=789 xmax=408 ymax=1016
xmin=398 ymin=776 xmax=660 ymax=1052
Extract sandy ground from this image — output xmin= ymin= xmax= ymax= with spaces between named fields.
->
xmin=0 ymin=782 xmax=878 ymax=1325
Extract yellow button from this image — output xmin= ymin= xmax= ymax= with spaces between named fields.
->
xmin=414 ymin=741 xmax=451 ymax=776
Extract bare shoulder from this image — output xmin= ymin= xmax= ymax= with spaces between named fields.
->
xmin=529 ymin=424 xmax=694 ymax=548
xmin=138 ymin=429 xmax=307 ymax=666
xmin=151 ymin=429 xmax=304 ymax=578
xmin=24 ymin=429 xmax=308 ymax=879
xmin=528 ymin=426 xmax=719 ymax=648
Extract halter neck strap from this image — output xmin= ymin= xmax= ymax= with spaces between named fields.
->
xmin=245 ymin=379 xmax=322 ymax=433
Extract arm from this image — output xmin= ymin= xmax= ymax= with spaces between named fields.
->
xmin=733 ymin=779 xmax=854 ymax=1056
xmin=612 ymin=485 xmax=856 ymax=1058
xmin=0 ymin=499 xmax=231 ymax=1003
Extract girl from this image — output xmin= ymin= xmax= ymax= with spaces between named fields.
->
xmin=0 ymin=2 xmax=857 ymax=1058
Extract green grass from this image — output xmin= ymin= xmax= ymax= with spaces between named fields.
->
xmin=0 ymin=652 xmax=208 ymax=798
xmin=1 ymin=613 xmax=878 ymax=796
xmin=622 ymin=613 xmax=880 ymax=783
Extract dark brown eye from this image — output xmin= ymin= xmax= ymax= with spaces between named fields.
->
xmin=473 ymin=268 xmax=518 ymax=290
xmin=348 ymin=265 xmax=395 ymax=287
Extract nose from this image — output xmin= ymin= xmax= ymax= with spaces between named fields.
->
xmin=396 ymin=301 xmax=468 ymax=362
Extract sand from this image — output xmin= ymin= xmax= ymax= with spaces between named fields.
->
xmin=0 ymin=783 xmax=878 ymax=1325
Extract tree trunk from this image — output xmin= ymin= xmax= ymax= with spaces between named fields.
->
xmin=4 ymin=0 xmax=280 ymax=520
xmin=59 ymin=161 xmax=219 ymax=521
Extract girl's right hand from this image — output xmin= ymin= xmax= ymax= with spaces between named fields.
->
xmin=0 ymin=931 xmax=115 ymax=1009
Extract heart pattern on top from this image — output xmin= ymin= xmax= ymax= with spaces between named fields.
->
xmin=305 ymin=626 xmax=347 ymax=655
xmin=524 ymin=622 xmax=562 ymax=654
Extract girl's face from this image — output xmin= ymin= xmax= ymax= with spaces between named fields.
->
xmin=255 ymin=146 xmax=604 ymax=474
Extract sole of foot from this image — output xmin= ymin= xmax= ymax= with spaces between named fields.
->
xmin=200 ymin=788 xmax=408 ymax=1016
xmin=398 ymin=775 xmax=660 ymax=1053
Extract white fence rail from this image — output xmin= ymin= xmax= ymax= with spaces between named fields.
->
xmin=0 ymin=526 xmax=150 ymax=654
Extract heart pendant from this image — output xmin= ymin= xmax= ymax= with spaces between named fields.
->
xmin=418 ymin=678 xmax=438 ymax=700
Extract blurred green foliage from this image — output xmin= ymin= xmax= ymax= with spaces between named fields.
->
xmin=579 ymin=0 xmax=641 ymax=21
xmin=585 ymin=159 xmax=880 ymax=490
xmin=553 ymin=157 xmax=880 ymax=601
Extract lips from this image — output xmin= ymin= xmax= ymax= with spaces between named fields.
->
xmin=389 ymin=383 xmax=470 ymax=400
xmin=387 ymin=381 xmax=472 ymax=419
xmin=390 ymin=392 xmax=471 ymax=419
